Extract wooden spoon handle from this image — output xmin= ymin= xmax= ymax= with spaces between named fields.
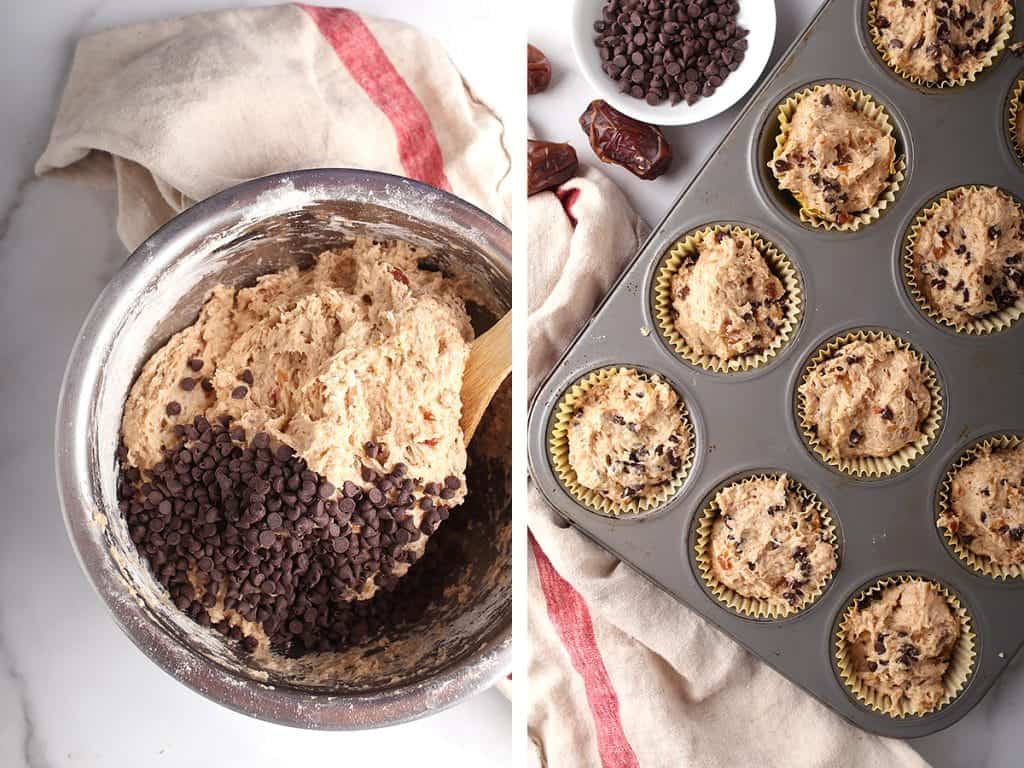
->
xmin=460 ymin=311 xmax=512 ymax=443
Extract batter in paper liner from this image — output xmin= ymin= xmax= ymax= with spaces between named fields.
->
xmin=873 ymin=0 xmax=1010 ymax=83
xmin=772 ymin=84 xmax=895 ymax=225
xmin=709 ymin=475 xmax=836 ymax=610
xmin=567 ymin=370 xmax=689 ymax=504
xmin=940 ymin=444 xmax=1024 ymax=567
xmin=121 ymin=238 xmax=472 ymax=603
xmin=912 ymin=186 xmax=1024 ymax=326
xmin=669 ymin=229 xmax=786 ymax=360
xmin=845 ymin=580 xmax=960 ymax=715
xmin=800 ymin=337 xmax=932 ymax=460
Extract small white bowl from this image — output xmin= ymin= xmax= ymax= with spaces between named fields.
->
xmin=570 ymin=0 xmax=777 ymax=126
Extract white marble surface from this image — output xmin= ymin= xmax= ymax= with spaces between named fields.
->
xmin=0 ymin=1 xmax=514 ymax=766
xmin=528 ymin=1 xmax=1024 ymax=767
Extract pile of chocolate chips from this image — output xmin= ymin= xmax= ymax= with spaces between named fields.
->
xmin=593 ymin=0 xmax=749 ymax=106
xmin=117 ymin=415 xmax=461 ymax=656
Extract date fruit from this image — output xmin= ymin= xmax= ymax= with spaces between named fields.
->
xmin=527 ymin=44 xmax=552 ymax=94
xmin=527 ymin=140 xmax=578 ymax=196
xmin=579 ymin=100 xmax=672 ymax=180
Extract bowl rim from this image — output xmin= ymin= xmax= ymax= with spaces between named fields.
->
xmin=55 ymin=168 xmax=512 ymax=729
xmin=570 ymin=0 xmax=777 ymax=126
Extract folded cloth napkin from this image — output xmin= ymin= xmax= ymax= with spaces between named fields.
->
xmin=36 ymin=4 xmax=510 ymax=250
xmin=527 ymin=169 xmax=930 ymax=768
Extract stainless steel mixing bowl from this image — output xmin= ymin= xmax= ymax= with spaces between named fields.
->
xmin=56 ymin=169 xmax=511 ymax=728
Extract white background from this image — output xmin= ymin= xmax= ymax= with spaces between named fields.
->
xmin=528 ymin=1 xmax=1024 ymax=767
xmin=0 ymin=1 xmax=514 ymax=767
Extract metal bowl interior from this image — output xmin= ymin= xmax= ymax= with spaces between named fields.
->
xmin=55 ymin=169 xmax=511 ymax=728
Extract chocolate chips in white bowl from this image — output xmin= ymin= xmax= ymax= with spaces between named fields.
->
xmin=593 ymin=0 xmax=749 ymax=106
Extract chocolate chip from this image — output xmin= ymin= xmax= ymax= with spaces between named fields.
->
xmin=180 ymin=377 xmax=196 ymax=392
xmin=201 ymin=378 xmax=214 ymax=393
xmin=187 ymin=357 xmax=204 ymax=372
xmin=849 ymin=429 xmax=863 ymax=447
xmin=231 ymin=386 xmax=248 ymax=399
xmin=881 ymin=406 xmax=894 ymax=421
xmin=117 ymin=417 xmax=460 ymax=659
xmin=166 ymin=401 xmax=182 ymax=416
xmin=239 ymin=369 xmax=254 ymax=386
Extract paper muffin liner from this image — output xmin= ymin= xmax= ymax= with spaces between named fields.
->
xmin=652 ymin=225 xmax=802 ymax=373
xmin=796 ymin=330 xmax=943 ymax=478
xmin=835 ymin=575 xmax=976 ymax=718
xmin=1008 ymin=75 xmax=1024 ymax=165
xmin=937 ymin=434 xmax=1024 ymax=580
xmin=769 ymin=84 xmax=906 ymax=232
xmin=693 ymin=473 xmax=838 ymax=619
xmin=548 ymin=367 xmax=695 ymax=517
xmin=903 ymin=185 xmax=1024 ymax=335
xmin=867 ymin=0 xmax=1014 ymax=89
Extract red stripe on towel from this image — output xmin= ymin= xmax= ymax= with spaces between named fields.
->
xmin=299 ymin=5 xmax=451 ymax=191
xmin=530 ymin=533 xmax=639 ymax=768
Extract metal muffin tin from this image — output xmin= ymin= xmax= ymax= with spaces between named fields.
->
xmin=528 ymin=0 xmax=1024 ymax=738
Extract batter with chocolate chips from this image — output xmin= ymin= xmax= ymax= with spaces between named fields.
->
xmin=873 ymin=0 xmax=1010 ymax=84
xmin=567 ymin=369 xmax=689 ymax=504
xmin=772 ymin=84 xmax=895 ymax=225
xmin=940 ymin=444 xmax=1024 ymax=567
xmin=844 ymin=580 xmax=960 ymax=715
xmin=912 ymin=186 xmax=1024 ymax=327
xmin=800 ymin=337 xmax=932 ymax=460
xmin=117 ymin=238 xmax=473 ymax=657
xmin=709 ymin=475 xmax=836 ymax=611
xmin=670 ymin=229 xmax=786 ymax=361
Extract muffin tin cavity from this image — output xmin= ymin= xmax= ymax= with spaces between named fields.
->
xmin=1007 ymin=73 xmax=1024 ymax=166
xmin=756 ymin=80 xmax=909 ymax=233
xmin=691 ymin=471 xmax=841 ymax=621
xmin=937 ymin=433 xmax=1024 ymax=580
xmin=795 ymin=329 xmax=944 ymax=479
xmin=901 ymin=185 xmax=1024 ymax=335
xmin=865 ymin=0 xmax=1015 ymax=90
xmin=833 ymin=574 xmax=976 ymax=719
xmin=547 ymin=366 xmax=696 ymax=518
xmin=652 ymin=224 xmax=803 ymax=373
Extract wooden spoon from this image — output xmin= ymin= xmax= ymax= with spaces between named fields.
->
xmin=460 ymin=311 xmax=511 ymax=443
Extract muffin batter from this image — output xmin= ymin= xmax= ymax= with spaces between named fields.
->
xmin=800 ymin=337 xmax=932 ymax=460
xmin=873 ymin=0 xmax=1010 ymax=83
xmin=940 ymin=444 xmax=1024 ymax=567
xmin=912 ymin=186 xmax=1024 ymax=326
xmin=567 ymin=370 xmax=689 ymax=503
xmin=772 ymin=84 xmax=896 ymax=225
xmin=709 ymin=475 xmax=836 ymax=611
xmin=844 ymin=580 xmax=960 ymax=715
xmin=670 ymin=229 xmax=786 ymax=360
xmin=119 ymin=238 xmax=474 ymax=657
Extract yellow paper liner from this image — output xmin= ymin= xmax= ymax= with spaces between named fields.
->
xmin=1008 ymin=75 xmax=1024 ymax=165
xmin=903 ymin=185 xmax=1024 ymax=335
xmin=835 ymin=575 xmax=976 ymax=718
xmin=548 ymin=367 xmax=695 ymax=517
xmin=796 ymin=330 xmax=943 ymax=478
xmin=867 ymin=0 xmax=1014 ymax=89
xmin=937 ymin=434 xmax=1024 ymax=580
xmin=693 ymin=473 xmax=838 ymax=619
xmin=769 ymin=84 xmax=906 ymax=232
xmin=652 ymin=225 xmax=802 ymax=373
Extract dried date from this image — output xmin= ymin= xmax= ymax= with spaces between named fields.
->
xmin=579 ymin=100 xmax=672 ymax=180
xmin=527 ymin=140 xmax=578 ymax=196
xmin=527 ymin=44 xmax=552 ymax=95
